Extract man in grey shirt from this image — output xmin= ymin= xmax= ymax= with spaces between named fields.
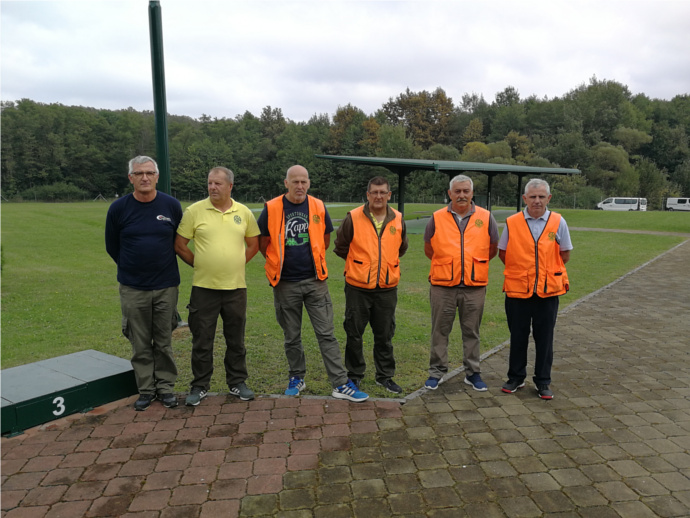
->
xmin=498 ymin=178 xmax=573 ymax=400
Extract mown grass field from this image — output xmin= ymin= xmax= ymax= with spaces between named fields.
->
xmin=2 ymin=201 xmax=688 ymax=398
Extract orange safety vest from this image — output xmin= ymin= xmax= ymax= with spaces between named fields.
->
xmin=503 ymin=211 xmax=569 ymax=298
xmin=429 ymin=206 xmax=492 ymax=287
xmin=344 ymin=205 xmax=404 ymax=289
xmin=263 ymin=195 xmax=328 ymax=287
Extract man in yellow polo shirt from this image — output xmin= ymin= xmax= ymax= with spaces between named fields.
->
xmin=175 ymin=167 xmax=260 ymax=405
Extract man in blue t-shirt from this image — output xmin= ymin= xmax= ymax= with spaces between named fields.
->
xmin=105 ymin=156 xmax=182 ymax=411
xmin=257 ymin=165 xmax=368 ymax=402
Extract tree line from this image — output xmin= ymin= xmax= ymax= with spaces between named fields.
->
xmin=2 ymin=76 xmax=688 ymax=209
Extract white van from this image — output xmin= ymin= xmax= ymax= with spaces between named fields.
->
xmin=666 ymin=198 xmax=690 ymax=211
xmin=596 ymin=197 xmax=647 ymax=211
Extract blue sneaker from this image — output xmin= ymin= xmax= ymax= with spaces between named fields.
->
xmin=285 ymin=377 xmax=305 ymax=396
xmin=464 ymin=373 xmax=488 ymax=392
xmin=332 ymin=379 xmax=369 ymax=402
xmin=425 ymin=377 xmax=440 ymax=390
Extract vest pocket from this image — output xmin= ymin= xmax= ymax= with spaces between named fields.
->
xmin=471 ymin=257 xmax=489 ymax=283
xmin=316 ymin=253 xmax=328 ymax=278
xmin=503 ymin=271 xmax=530 ymax=294
xmin=430 ymin=259 xmax=454 ymax=283
xmin=347 ymin=258 xmax=371 ymax=285
xmin=383 ymin=261 xmax=400 ymax=287
xmin=265 ymin=254 xmax=280 ymax=281
xmin=544 ymin=269 xmax=565 ymax=294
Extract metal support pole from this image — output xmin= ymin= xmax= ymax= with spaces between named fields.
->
xmin=148 ymin=1 xmax=171 ymax=194
xmin=397 ymin=169 xmax=406 ymax=216
xmin=516 ymin=174 xmax=524 ymax=212
xmin=486 ymin=173 xmax=493 ymax=212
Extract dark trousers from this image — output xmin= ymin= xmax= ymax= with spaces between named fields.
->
xmin=343 ymin=284 xmax=397 ymax=383
xmin=187 ymin=286 xmax=248 ymax=390
xmin=505 ymin=294 xmax=559 ymax=386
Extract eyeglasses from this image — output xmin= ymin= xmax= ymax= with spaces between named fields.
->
xmin=368 ymin=191 xmax=390 ymax=198
xmin=130 ymin=172 xmax=158 ymax=178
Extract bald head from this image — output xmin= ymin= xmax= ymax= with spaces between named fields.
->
xmin=284 ymin=165 xmax=311 ymax=204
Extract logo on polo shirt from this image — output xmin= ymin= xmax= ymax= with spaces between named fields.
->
xmin=157 ymin=215 xmax=172 ymax=222
xmin=389 ymin=226 xmax=397 ymax=235
xmin=548 ymin=232 xmax=556 ymax=241
xmin=475 ymin=219 xmax=484 ymax=228
xmin=234 ymin=215 xmax=242 ymax=224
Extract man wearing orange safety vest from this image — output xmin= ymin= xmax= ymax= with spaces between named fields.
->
xmin=423 ymin=175 xmax=499 ymax=392
xmin=334 ymin=176 xmax=409 ymax=394
xmin=257 ymin=165 xmax=369 ymax=402
xmin=498 ymin=178 xmax=573 ymax=400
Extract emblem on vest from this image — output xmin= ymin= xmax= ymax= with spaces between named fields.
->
xmin=312 ymin=215 xmax=321 ymax=224
xmin=234 ymin=215 xmax=242 ymax=224
xmin=389 ymin=226 xmax=397 ymax=235
xmin=475 ymin=219 xmax=484 ymax=228
xmin=548 ymin=232 xmax=556 ymax=241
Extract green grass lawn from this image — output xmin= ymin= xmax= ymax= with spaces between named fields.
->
xmin=2 ymin=202 xmax=687 ymax=398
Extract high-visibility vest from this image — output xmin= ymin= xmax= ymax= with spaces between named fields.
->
xmin=503 ymin=211 xmax=569 ymax=298
xmin=344 ymin=205 xmax=403 ymax=289
xmin=429 ymin=206 xmax=492 ymax=287
xmin=263 ymin=195 xmax=328 ymax=287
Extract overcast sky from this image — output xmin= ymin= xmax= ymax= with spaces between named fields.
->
xmin=2 ymin=0 xmax=689 ymax=123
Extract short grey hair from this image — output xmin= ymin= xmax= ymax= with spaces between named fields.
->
xmin=524 ymin=178 xmax=550 ymax=195
xmin=449 ymin=174 xmax=473 ymax=190
xmin=209 ymin=166 xmax=234 ymax=184
xmin=128 ymin=156 xmax=159 ymax=176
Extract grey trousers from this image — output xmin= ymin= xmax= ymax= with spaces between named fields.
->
xmin=273 ymin=278 xmax=348 ymax=388
xmin=119 ymin=284 xmax=179 ymax=395
xmin=429 ymin=284 xmax=486 ymax=379
xmin=187 ymin=286 xmax=249 ymax=390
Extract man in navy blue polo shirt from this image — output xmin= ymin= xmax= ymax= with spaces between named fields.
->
xmin=106 ymin=156 xmax=182 ymax=411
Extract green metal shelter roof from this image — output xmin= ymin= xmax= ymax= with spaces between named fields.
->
xmin=315 ymin=155 xmax=581 ymax=175
xmin=315 ymin=154 xmax=581 ymax=214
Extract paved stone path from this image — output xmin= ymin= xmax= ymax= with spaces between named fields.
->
xmin=2 ymin=240 xmax=690 ymax=517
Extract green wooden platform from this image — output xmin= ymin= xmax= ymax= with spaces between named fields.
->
xmin=1 ymin=350 xmax=137 ymax=435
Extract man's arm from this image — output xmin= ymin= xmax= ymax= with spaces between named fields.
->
xmin=423 ymin=216 xmax=435 ymax=260
xmin=498 ymin=249 xmax=506 ymax=264
xmin=489 ymin=243 xmax=498 ymax=260
xmin=399 ymin=220 xmax=409 ymax=258
xmin=333 ymin=213 xmax=353 ymax=259
xmin=104 ymin=208 xmax=119 ymax=263
xmin=175 ymin=234 xmax=194 ymax=267
xmin=323 ymin=205 xmax=334 ymax=251
xmin=245 ymin=235 xmax=259 ymax=263
xmin=488 ymin=215 xmax=499 ymax=260
xmin=560 ymin=250 xmax=571 ymax=264
xmin=259 ymin=236 xmax=270 ymax=258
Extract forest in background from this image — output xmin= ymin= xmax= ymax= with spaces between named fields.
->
xmin=2 ymin=77 xmax=689 ymax=209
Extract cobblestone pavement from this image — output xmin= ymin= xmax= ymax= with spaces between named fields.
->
xmin=2 ymin=240 xmax=690 ymax=517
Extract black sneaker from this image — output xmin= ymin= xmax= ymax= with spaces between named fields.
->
xmin=536 ymin=384 xmax=554 ymax=400
xmin=501 ymin=380 xmax=526 ymax=393
xmin=159 ymin=393 xmax=178 ymax=408
xmin=229 ymin=382 xmax=255 ymax=401
xmin=376 ymin=378 xmax=403 ymax=394
xmin=351 ymin=378 xmax=362 ymax=390
xmin=185 ymin=386 xmax=208 ymax=406
xmin=134 ymin=393 xmax=156 ymax=411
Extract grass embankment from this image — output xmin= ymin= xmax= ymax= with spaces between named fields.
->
xmin=1 ymin=202 xmax=687 ymax=397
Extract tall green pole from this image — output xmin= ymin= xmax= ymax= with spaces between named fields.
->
xmin=148 ymin=1 xmax=171 ymax=194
